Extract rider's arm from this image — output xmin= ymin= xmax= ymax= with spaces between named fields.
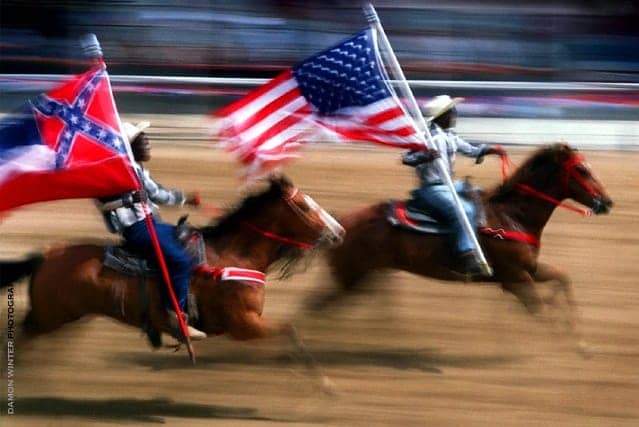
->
xmin=452 ymin=132 xmax=486 ymax=159
xmin=140 ymin=169 xmax=187 ymax=206
xmin=402 ymin=150 xmax=427 ymax=166
xmin=453 ymin=132 xmax=506 ymax=159
xmin=402 ymin=150 xmax=440 ymax=166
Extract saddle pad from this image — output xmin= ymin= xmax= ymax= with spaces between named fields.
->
xmin=387 ymin=200 xmax=451 ymax=234
xmin=104 ymin=246 xmax=156 ymax=276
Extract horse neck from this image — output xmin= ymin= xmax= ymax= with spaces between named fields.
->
xmin=204 ymin=224 xmax=286 ymax=271
xmin=489 ymin=175 xmax=562 ymax=234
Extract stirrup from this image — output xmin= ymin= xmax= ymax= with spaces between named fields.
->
xmin=167 ymin=310 xmax=207 ymax=341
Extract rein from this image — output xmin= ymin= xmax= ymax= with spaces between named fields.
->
xmin=498 ymin=153 xmax=592 ymax=217
xmin=241 ymin=220 xmax=314 ymax=250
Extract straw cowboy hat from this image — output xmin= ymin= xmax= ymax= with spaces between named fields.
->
xmin=121 ymin=121 xmax=151 ymax=143
xmin=422 ymin=95 xmax=465 ymax=121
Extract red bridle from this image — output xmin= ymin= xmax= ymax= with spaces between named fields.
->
xmin=240 ymin=187 xmax=321 ymax=250
xmin=499 ymin=152 xmax=597 ymax=217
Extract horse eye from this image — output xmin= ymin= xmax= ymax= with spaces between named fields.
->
xmin=575 ymin=164 xmax=590 ymax=177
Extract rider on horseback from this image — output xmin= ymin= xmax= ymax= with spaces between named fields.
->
xmin=402 ymin=95 xmax=505 ymax=276
xmin=95 ymin=121 xmax=207 ymax=341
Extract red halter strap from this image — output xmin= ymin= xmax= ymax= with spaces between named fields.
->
xmin=561 ymin=154 xmax=600 ymax=198
xmin=479 ymin=227 xmax=540 ymax=247
xmin=498 ymin=153 xmax=592 ymax=217
xmin=241 ymin=220 xmax=314 ymax=250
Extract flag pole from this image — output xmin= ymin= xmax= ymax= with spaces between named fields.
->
xmin=362 ymin=5 xmax=492 ymax=277
xmin=81 ymin=34 xmax=196 ymax=362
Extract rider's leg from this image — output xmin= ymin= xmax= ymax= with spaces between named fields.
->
xmin=415 ymin=184 xmax=482 ymax=274
xmin=152 ymin=222 xmax=191 ymax=311
xmin=416 ymin=184 xmax=474 ymax=253
xmin=123 ymin=220 xmax=206 ymax=340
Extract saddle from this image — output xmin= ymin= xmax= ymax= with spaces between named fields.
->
xmin=103 ymin=216 xmax=206 ymax=276
xmin=388 ymin=196 xmax=541 ymax=248
xmin=387 ymin=191 xmax=484 ymax=235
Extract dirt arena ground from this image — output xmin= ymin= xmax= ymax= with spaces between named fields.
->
xmin=1 ymin=133 xmax=638 ymax=426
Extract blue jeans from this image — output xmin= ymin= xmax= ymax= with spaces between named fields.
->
xmin=411 ymin=182 xmax=477 ymax=254
xmin=123 ymin=219 xmax=192 ymax=311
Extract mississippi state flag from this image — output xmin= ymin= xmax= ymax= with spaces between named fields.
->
xmin=0 ymin=63 xmax=139 ymax=212
xmin=214 ymin=28 xmax=423 ymax=178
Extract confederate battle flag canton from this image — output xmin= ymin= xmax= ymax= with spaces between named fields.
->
xmin=30 ymin=66 xmax=128 ymax=169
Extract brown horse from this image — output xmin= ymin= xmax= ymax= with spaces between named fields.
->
xmin=308 ymin=144 xmax=613 ymax=352
xmin=1 ymin=176 xmax=343 ymax=385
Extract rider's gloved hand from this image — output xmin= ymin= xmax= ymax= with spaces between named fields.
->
xmin=422 ymin=149 xmax=441 ymax=162
xmin=476 ymin=145 xmax=506 ymax=164
xmin=185 ymin=192 xmax=201 ymax=207
xmin=486 ymin=145 xmax=506 ymax=156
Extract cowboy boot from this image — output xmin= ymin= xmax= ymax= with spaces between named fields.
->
xmin=455 ymin=250 xmax=487 ymax=277
xmin=167 ymin=309 xmax=207 ymax=341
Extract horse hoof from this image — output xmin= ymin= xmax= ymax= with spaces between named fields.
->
xmin=319 ymin=376 xmax=338 ymax=397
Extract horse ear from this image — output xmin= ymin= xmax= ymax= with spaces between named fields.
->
xmin=559 ymin=142 xmax=576 ymax=161
xmin=278 ymin=174 xmax=293 ymax=187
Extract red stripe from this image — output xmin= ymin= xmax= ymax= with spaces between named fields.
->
xmin=239 ymin=104 xmax=311 ymax=163
xmin=229 ymin=86 xmax=302 ymax=135
xmin=214 ymin=70 xmax=293 ymax=117
xmin=0 ymin=158 xmax=139 ymax=212
xmin=330 ymin=127 xmax=416 ymax=149
xmin=364 ymin=107 xmax=404 ymax=125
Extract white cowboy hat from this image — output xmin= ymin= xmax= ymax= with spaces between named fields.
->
xmin=422 ymin=95 xmax=465 ymax=121
xmin=121 ymin=121 xmax=151 ymax=143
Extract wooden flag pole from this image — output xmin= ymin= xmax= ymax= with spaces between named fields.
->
xmin=363 ymin=5 xmax=492 ymax=276
xmin=81 ymin=33 xmax=196 ymax=362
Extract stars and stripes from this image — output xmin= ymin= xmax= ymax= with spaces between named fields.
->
xmin=214 ymin=28 xmax=422 ymax=178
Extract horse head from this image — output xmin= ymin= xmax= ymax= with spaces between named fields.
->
xmin=551 ymin=144 xmax=613 ymax=214
xmin=259 ymin=174 xmax=345 ymax=248
xmin=494 ymin=143 xmax=613 ymax=216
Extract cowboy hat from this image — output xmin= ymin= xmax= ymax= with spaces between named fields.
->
xmin=121 ymin=121 xmax=151 ymax=143
xmin=422 ymin=95 xmax=464 ymax=121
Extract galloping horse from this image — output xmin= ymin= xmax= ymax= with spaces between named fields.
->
xmin=1 ymin=176 xmax=343 ymax=381
xmin=308 ymin=144 xmax=613 ymax=350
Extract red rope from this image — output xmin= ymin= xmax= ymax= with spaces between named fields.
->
xmin=241 ymin=221 xmax=314 ymax=250
xmin=498 ymin=153 xmax=591 ymax=217
xmin=515 ymin=183 xmax=591 ymax=217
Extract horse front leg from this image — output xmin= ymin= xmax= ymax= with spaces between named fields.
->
xmin=532 ymin=262 xmax=590 ymax=357
xmin=226 ymin=311 xmax=335 ymax=395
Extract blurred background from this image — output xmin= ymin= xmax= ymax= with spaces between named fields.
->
xmin=1 ymin=0 xmax=638 ymax=145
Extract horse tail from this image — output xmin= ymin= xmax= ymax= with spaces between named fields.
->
xmin=0 ymin=253 xmax=44 ymax=289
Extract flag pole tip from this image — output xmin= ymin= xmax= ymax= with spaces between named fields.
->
xmin=363 ymin=3 xmax=379 ymax=24
xmin=80 ymin=33 xmax=103 ymax=58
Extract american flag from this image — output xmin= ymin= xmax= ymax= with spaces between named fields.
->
xmin=214 ymin=29 xmax=423 ymax=178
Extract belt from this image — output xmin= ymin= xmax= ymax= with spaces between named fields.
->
xmin=98 ymin=190 xmax=147 ymax=211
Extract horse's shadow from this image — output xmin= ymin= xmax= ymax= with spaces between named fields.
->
xmin=121 ymin=345 xmax=526 ymax=374
xmin=8 ymin=396 xmax=276 ymax=424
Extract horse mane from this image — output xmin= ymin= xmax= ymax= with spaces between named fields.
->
xmin=200 ymin=176 xmax=290 ymax=239
xmin=199 ymin=175 xmax=310 ymax=278
xmin=488 ymin=143 xmax=576 ymax=202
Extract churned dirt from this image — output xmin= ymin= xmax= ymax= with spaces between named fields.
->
xmin=1 ymin=135 xmax=638 ymax=426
